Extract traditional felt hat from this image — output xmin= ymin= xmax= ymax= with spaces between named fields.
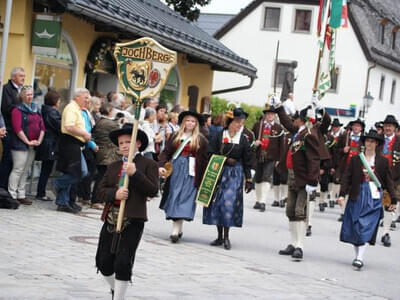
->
xmin=361 ymin=129 xmax=384 ymax=145
xmin=178 ymin=110 xmax=201 ymax=125
xmin=263 ymin=103 xmax=276 ymax=114
xmin=299 ymin=105 xmax=313 ymax=122
xmin=109 ymin=123 xmax=149 ymax=152
xmin=331 ymin=118 xmax=343 ymax=127
xmin=374 ymin=122 xmax=384 ymax=129
xmin=226 ymin=107 xmax=248 ymax=119
xmin=382 ymin=115 xmax=399 ymax=127
xmin=349 ymin=118 xmax=365 ymax=130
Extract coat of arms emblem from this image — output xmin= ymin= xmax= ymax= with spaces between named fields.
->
xmin=113 ymin=37 xmax=177 ymax=102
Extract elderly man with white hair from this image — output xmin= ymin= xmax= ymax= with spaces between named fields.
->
xmin=0 ymin=67 xmax=25 ymax=189
xmin=55 ymin=88 xmax=91 ymax=213
xmin=110 ymin=93 xmax=134 ymax=124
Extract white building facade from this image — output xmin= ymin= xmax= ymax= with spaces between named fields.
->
xmin=210 ymin=0 xmax=400 ymax=128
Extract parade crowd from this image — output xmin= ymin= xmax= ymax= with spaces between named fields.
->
xmin=1 ymin=66 xmax=400 ymax=299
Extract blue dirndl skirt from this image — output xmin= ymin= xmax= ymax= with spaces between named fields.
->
xmin=161 ymin=156 xmax=197 ymax=221
xmin=202 ymin=163 xmax=244 ymax=227
xmin=340 ymin=182 xmax=383 ymax=246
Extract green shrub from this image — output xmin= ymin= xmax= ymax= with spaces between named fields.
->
xmin=210 ymin=96 xmax=264 ymax=129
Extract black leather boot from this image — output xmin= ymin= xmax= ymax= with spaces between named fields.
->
xmin=279 ymin=244 xmax=295 ymax=255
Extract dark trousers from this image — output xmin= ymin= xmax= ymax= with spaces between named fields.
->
xmin=254 ymin=160 xmax=274 ymax=183
xmin=319 ymin=168 xmax=330 ymax=192
xmin=91 ymin=165 xmax=107 ymax=204
xmin=36 ymin=160 xmax=55 ymax=197
xmin=286 ymin=170 xmax=307 ymax=221
xmin=0 ymin=134 xmax=13 ymax=189
xmin=73 ymin=148 xmax=97 ymax=201
xmin=96 ymin=220 xmax=144 ymax=281
xmin=272 ymin=167 xmax=288 ymax=186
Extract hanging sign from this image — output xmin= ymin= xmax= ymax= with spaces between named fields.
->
xmin=113 ymin=37 xmax=177 ymax=104
xmin=32 ymin=15 xmax=61 ymax=56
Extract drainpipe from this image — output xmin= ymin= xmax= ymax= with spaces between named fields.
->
xmin=212 ymin=76 xmax=255 ymax=95
xmin=361 ymin=61 xmax=376 ymax=118
xmin=0 ymin=0 xmax=13 ymax=113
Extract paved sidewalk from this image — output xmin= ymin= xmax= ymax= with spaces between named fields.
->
xmin=0 ymin=195 xmax=391 ymax=300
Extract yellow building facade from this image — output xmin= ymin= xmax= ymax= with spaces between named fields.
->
xmin=0 ymin=0 xmax=214 ymax=111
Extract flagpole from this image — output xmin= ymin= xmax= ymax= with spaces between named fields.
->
xmin=313 ymin=0 xmax=331 ymax=93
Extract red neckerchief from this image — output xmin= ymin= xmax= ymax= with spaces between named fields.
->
xmin=383 ymin=136 xmax=395 ymax=167
xmin=261 ymin=124 xmax=271 ymax=150
xmin=346 ymin=139 xmax=360 ymax=165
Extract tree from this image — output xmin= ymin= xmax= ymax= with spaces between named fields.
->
xmin=165 ymin=0 xmax=212 ymax=21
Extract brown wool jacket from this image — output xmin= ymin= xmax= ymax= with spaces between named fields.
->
xmin=252 ymin=119 xmax=284 ymax=162
xmin=339 ymin=154 xmax=397 ymax=204
xmin=378 ymin=135 xmax=400 ymax=184
xmin=98 ymin=154 xmax=159 ymax=221
xmin=336 ymin=131 xmax=364 ymax=181
xmin=276 ymin=106 xmax=320 ymax=187
xmin=312 ymin=110 xmax=331 ymax=161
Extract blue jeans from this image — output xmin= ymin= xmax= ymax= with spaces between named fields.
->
xmin=55 ymin=152 xmax=88 ymax=206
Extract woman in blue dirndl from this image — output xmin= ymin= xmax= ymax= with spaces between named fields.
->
xmin=338 ymin=129 xmax=397 ymax=269
xmin=203 ymin=108 xmax=254 ymax=250
xmin=159 ymin=111 xmax=208 ymax=243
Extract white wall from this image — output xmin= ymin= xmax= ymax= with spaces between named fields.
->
xmin=212 ymin=2 xmax=400 ymax=126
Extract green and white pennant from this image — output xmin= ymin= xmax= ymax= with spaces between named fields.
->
xmin=318 ymin=30 xmax=337 ymax=98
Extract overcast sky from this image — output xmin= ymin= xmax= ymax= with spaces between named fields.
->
xmin=200 ymin=0 xmax=254 ymax=14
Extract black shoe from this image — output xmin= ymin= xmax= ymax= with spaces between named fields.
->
xmin=352 ymin=259 xmax=364 ymax=269
xmin=319 ymin=203 xmax=325 ymax=212
xmin=338 ymin=214 xmax=343 ymax=222
xmin=253 ymin=202 xmax=261 ymax=209
xmin=210 ymin=238 xmax=223 ymax=246
xmin=271 ymin=201 xmax=280 ymax=207
xmin=178 ymin=232 xmax=183 ymax=239
xmin=259 ymin=203 xmax=266 ymax=212
xmin=329 ymin=200 xmax=335 ymax=208
xmin=306 ymin=225 xmax=312 ymax=237
xmin=223 ymin=238 xmax=231 ymax=250
xmin=279 ymin=200 xmax=285 ymax=208
xmin=57 ymin=204 xmax=78 ymax=214
xmin=390 ymin=221 xmax=396 ymax=230
xmin=70 ymin=202 xmax=82 ymax=212
xmin=396 ymin=216 xmax=400 ymax=223
xmin=35 ymin=195 xmax=53 ymax=201
xmin=323 ymin=203 xmax=328 ymax=207
xmin=278 ymin=244 xmax=295 ymax=255
xmin=170 ymin=235 xmax=179 ymax=243
xmin=291 ymin=247 xmax=303 ymax=260
xmin=381 ymin=233 xmax=391 ymax=247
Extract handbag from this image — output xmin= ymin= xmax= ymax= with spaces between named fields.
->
xmin=382 ymin=190 xmax=391 ymax=208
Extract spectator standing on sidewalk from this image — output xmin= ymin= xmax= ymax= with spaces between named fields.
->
xmin=8 ymin=86 xmax=45 ymax=205
xmin=55 ymin=88 xmax=91 ymax=213
xmin=0 ymin=67 xmax=25 ymax=189
xmin=35 ymin=91 xmax=61 ymax=201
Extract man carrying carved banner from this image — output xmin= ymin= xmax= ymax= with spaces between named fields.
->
xmin=94 ymin=37 xmax=176 ymax=300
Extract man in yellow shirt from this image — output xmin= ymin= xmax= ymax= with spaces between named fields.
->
xmin=55 ymin=88 xmax=91 ymax=213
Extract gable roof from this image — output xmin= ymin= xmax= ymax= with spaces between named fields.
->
xmin=60 ymin=0 xmax=257 ymax=78
xmin=214 ymin=0 xmax=319 ymax=39
xmin=196 ymin=13 xmax=235 ymax=36
xmin=349 ymin=0 xmax=400 ymax=73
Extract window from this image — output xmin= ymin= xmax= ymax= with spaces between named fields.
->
xmin=392 ymin=30 xmax=397 ymax=50
xmin=273 ymin=62 xmax=292 ymax=87
xmin=390 ymin=80 xmax=396 ymax=104
xmin=263 ymin=7 xmax=281 ymax=31
xmin=328 ymin=66 xmax=340 ymax=93
xmin=160 ymin=67 xmax=180 ymax=108
xmin=294 ymin=9 xmax=312 ymax=33
xmin=379 ymin=21 xmax=386 ymax=45
xmin=379 ymin=75 xmax=385 ymax=100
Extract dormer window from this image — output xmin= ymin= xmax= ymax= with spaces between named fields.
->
xmin=393 ymin=26 xmax=399 ymax=50
xmin=379 ymin=19 xmax=388 ymax=45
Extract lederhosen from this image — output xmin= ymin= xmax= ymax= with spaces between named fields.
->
xmin=96 ymin=160 xmax=144 ymax=282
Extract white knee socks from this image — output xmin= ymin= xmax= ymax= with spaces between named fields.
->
xmin=172 ymin=219 xmax=183 ymax=236
xmin=308 ymin=201 xmax=316 ymax=227
xmin=260 ymin=182 xmax=270 ymax=204
xmin=356 ymin=244 xmax=367 ymax=261
xmin=274 ymin=185 xmax=281 ymax=202
xmin=382 ymin=210 xmax=393 ymax=235
xmin=289 ymin=221 xmax=296 ymax=246
xmin=103 ymin=275 xmax=115 ymax=290
xmin=114 ymin=279 xmax=128 ymax=300
xmin=296 ymin=221 xmax=307 ymax=249
xmin=319 ymin=191 xmax=327 ymax=204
